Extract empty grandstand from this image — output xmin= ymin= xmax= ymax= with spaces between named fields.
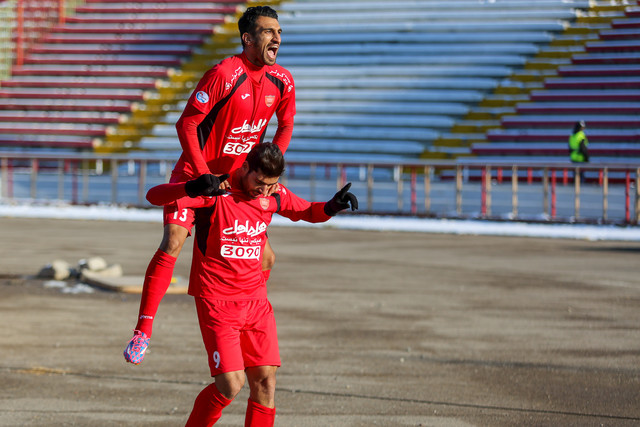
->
xmin=0 ymin=0 xmax=243 ymax=152
xmin=1 ymin=0 xmax=638 ymax=167
xmin=137 ymin=0 xmax=596 ymax=163
xmin=447 ymin=1 xmax=640 ymax=164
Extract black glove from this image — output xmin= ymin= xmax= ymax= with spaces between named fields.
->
xmin=185 ymin=174 xmax=229 ymax=198
xmin=324 ymin=182 xmax=358 ymax=216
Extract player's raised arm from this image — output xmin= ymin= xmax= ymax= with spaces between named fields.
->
xmin=146 ymin=174 xmax=229 ymax=206
xmin=324 ymin=183 xmax=359 ymax=216
xmin=175 ymin=104 xmax=211 ymax=177
xmin=277 ymin=182 xmax=358 ymax=223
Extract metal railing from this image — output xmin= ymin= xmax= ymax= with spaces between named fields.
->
xmin=0 ymin=151 xmax=638 ymax=225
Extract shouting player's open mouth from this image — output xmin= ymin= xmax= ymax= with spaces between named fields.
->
xmin=266 ymin=44 xmax=279 ymax=64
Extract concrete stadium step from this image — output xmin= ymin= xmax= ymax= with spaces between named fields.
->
xmin=294 ymin=89 xmax=486 ymax=104
xmin=29 ymin=44 xmax=193 ymax=56
xmin=571 ymin=52 xmax=640 ymax=64
xmin=281 ymin=151 xmax=414 ymax=164
xmin=501 ymin=115 xmax=640 ymax=128
xmin=0 ymin=76 xmax=159 ymax=90
xmin=64 ymin=15 xmax=226 ymax=25
xmin=0 ymin=111 xmax=122 ymax=125
xmin=53 ymin=23 xmax=216 ymax=35
xmin=543 ymin=76 xmax=640 ymax=89
xmin=75 ymin=3 xmax=238 ymax=14
xmin=291 ymin=76 xmax=499 ymax=91
xmin=515 ymin=102 xmax=640 ymax=115
xmin=611 ymin=18 xmax=640 ymax=29
xmin=0 ymin=122 xmax=108 ymax=137
xmin=471 ymin=142 xmax=640 ymax=157
xmin=285 ymin=138 xmax=426 ymax=155
xmin=0 ymin=98 xmax=134 ymax=113
xmin=22 ymin=53 xmax=183 ymax=67
xmin=281 ymin=21 xmax=568 ymax=35
xmin=585 ymin=40 xmax=640 ymax=52
xmin=0 ymin=134 xmax=96 ymax=149
xmin=280 ymin=43 xmax=539 ymax=57
xmin=277 ymin=54 xmax=528 ymax=67
xmin=41 ymin=33 xmax=206 ymax=45
xmin=599 ymin=28 xmax=640 ymax=40
xmin=458 ymin=155 xmax=640 ymax=166
xmin=557 ymin=64 xmax=640 ymax=76
xmin=288 ymin=65 xmax=514 ymax=79
xmin=279 ymin=0 xmax=590 ymax=13
xmin=9 ymin=64 xmax=171 ymax=78
xmin=282 ymin=32 xmax=555 ymax=45
xmin=0 ymin=88 xmax=147 ymax=102
xmin=277 ymin=10 xmax=578 ymax=24
xmin=487 ymin=128 xmax=640 ymax=143
xmin=529 ymin=89 xmax=640 ymax=102
xmin=283 ymin=113 xmax=456 ymax=130
xmin=294 ymin=101 xmax=470 ymax=117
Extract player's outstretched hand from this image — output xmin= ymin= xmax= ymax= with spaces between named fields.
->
xmin=324 ymin=182 xmax=358 ymax=216
xmin=123 ymin=330 xmax=150 ymax=365
xmin=185 ymin=174 xmax=229 ymax=197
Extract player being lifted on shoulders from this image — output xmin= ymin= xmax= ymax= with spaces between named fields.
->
xmin=124 ymin=6 xmax=296 ymax=365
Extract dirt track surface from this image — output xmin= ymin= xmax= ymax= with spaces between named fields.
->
xmin=1 ymin=217 xmax=639 ymax=427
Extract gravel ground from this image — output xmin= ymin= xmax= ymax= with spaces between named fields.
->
xmin=1 ymin=217 xmax=639 ymax=427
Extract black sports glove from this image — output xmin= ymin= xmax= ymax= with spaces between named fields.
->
xmin=184 ymin=174 xmax=229 ymax=198
xmin=324 ymin=182 xmax=358 ymax=216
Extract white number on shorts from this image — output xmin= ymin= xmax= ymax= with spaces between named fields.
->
xmin=221 ymin=245 xmax=261 ymax=260
xmin=173 ymin=209 xmax=188 ymax=222
xmin=213 ymin=351 xmax=221 ymax=369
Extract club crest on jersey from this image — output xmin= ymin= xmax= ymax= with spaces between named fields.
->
xmin=265 ymin=95 xmax=275 ymax=107
xmin=195 ymin=91 xmax=209 ymax=103
xmin=259 ymin=198 xmax=270 ymax=210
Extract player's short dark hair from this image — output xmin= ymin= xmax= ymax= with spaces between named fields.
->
xmin=238 ymin=6 xmax=279 ymax=47
xmin=246 ymin=143 xmax=285 ymax=178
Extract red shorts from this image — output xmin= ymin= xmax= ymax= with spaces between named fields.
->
xmin=163 ymin=172 xmax=196 ymax=233
xmin=194 ymin=298 xmax=281 ymax=376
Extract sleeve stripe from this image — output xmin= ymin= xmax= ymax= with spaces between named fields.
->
xmin=197 ymin=73 xmax=248 ymax=150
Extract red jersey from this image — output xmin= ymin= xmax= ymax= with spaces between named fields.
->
xmin=177 ymin=185 xmax=329 ymax=300
xmin=173 ymin=52 xmax=296 ymax=178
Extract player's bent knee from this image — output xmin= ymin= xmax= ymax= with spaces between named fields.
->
xmin=261 ymin=244 xmax=276 ymax=271
xmin=247 ymin=366 xmax=277 ymax=391
xmin=261 ymin=252 xmax=275 ymax=271
xmin=159 ymin=224 xmax=189 ymax=256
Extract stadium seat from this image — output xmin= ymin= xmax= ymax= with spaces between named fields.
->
xmin=543 ymin=76 xmax=640 ymax=89
xmin=515 ymin=102 xmax=640 ymax=115
xmin=471 ymin=142 xmax=640 ymax=157
xmin=557 ymin=64 xmax=640 ymax=77
xmin=487 ymin=128 xmax=640 ymax=143
xmin=501 ymin=115 xmax=640 ymax=128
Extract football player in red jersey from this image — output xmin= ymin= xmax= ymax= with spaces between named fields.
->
xmin=125 ymin=6 xmax=296 ymax=363
xmin=142 ymin=143 xmax=357 ymax=426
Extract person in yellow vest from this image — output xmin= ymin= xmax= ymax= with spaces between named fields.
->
xmin=568 ymin=121 xmax=589 ymax=182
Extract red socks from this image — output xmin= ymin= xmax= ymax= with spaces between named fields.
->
xmin=245 ymin=398 xmax=276 ymax=427
xmin=185 ymin=383 xmax=232 ymax=427
xmin=135 ymin=249 xmax=177 ymax=336
xmin=184 ymin=388 xmax=275 ymax=427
